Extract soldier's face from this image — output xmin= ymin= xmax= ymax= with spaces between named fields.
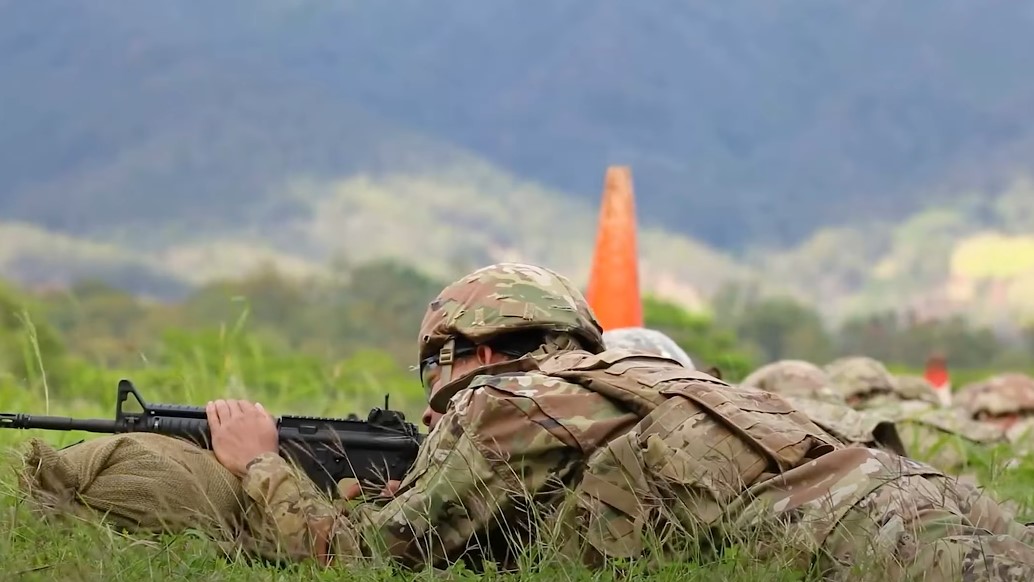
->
xmin=976 ymin=411 xmax=1021 ymax=430
xmin=420 ymin=344 xmax=509 ymax=430
xmin=846 ymin=388 xmax=884 ymax=408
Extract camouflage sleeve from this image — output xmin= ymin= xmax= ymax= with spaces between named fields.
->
xmin=242 ymin=383 xmax=576 ymax=568
xmin=240 ymin=453 xmax=362 ymax=565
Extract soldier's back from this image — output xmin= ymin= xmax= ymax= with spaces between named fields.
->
xmin=530 ymin=349 xmax=1034 ymax=580
xmin=534 ymin=349 xmax=840 ymax=557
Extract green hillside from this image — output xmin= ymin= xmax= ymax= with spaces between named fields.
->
xmin=5 ymin=1 xmax=1034 ymax=248
xmin=0 ymin=160 xmax=747 ymax=310
xmin=759 ymin=178 xmax=1034 ymax=324
xmin=3 ymin=1 xmax=1034 ymax=324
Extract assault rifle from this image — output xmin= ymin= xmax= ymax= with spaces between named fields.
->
xmin=0 ymin=379 xmax=424 ymax=497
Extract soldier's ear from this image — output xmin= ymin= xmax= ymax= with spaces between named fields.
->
xmin=475 ymin=344 xmax=494 ymax=365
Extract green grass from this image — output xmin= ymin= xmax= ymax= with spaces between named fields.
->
xmin=3 ymin=345 xmax=1034 ymax=581
xmin=0 ymin=398 xmax=812 ymax=582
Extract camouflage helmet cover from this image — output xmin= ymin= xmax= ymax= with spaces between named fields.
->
xmin=893 ymin=375 xmax=942 ymax=406
xmin=954 ymin=373 xmax=1034 ymax=417
xmin=824 ymin=356 xmax=897 ymax=400
xmin=602 ymin=326 xmax=695 ymax=369
xmin=418 ymin=262 xmax=606 ymax=365
xmin=740 ymin=359 xmax=842 ymax=402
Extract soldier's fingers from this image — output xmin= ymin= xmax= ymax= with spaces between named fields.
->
xmin=238 ymin=400 xmax=259 ymax=417
xmin=255 ymin=402 xmax=271 ymax=419
xmin=214 ymin=399 xmax=232 ymax=423
xmin=230 ymin=400 xmax=249 ymax=416
xmin=341 ymin=481 xmax=363 ymax=500
xmin=382 ymin=480 xmax=402 ymax=497
xmin=205 ymin=401 xmax=221 ymax=427
xmin=244 ymin=401 xmax=267 ymax=420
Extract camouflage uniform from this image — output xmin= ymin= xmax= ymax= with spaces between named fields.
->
xmin=891 ymin=375 xmax=1009 ymax=472
xmin=602 ymin=326 xmax=695 ymax=369
xmin=954 ymin=374 xmax=1034 ymax=454
xmin=827 ymin=357 xmax=1006 ymax=474
xmin=240 ymin=263 xmax=1034 ymax=579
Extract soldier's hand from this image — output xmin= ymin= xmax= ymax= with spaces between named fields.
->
xmin=206 ymin=399 xmax=279 ymax=477
xmin=382 ymin=480 xmax=402 ymax=497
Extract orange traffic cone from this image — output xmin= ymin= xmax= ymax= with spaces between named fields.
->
xmin=924 ymin=353 xmax=952 ymax=406
xmin=586 ymin=166 xmax=643 ymax=330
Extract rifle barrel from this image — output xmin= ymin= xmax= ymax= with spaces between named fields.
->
xmin=0 ymin=413 xmax=120 ymax=433
xmin=1 ymin=413 xmax=421 ymax=448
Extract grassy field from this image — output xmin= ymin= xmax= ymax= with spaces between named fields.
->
xmin=2 ymin=347 xmax=1033 ymax=582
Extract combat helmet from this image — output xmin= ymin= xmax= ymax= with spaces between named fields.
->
xmin=954 ymin=373 xmax=1034 ymax=420
xmin=740 ymin=359 xmax=841 ymax=403
xmin=893 ymin=375 xmax=943 ymax=407
xmin=602 ymin=326 xmax=695 ymax=369
xmin=418 ymin=262 xmax=605 ymax=392
xmin=824 ymin=356 xmax=897 ymax=407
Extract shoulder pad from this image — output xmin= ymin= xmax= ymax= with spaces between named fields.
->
xmin=556 ymin=348 xmax=691 ymax=373
xmin=467 ymin=371 xmax=581 ymax=399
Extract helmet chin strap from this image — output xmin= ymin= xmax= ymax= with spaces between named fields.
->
xmin=429 ymin=352 xmax=542 ymax=414
xmin=437 ymin=338 xmax=456 ymax=387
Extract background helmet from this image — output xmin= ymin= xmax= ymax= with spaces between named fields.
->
xmin=954 ymin=373 xmax=1034 ymax=418
xmin=602 ymin=326 xmax=695 ymax=369
xmin=740 ymin=359 xmax=841 ymax=402
xmin=824 ymin=356 xmax=897 ymax=403
xmin=893 ymin=375 xmax=943 ymax=406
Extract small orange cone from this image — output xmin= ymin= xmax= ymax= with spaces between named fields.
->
xmin=586 ymin=166 xmax=643 ymax=330
xmin=924 ymin=353 xmax=952 ymax=406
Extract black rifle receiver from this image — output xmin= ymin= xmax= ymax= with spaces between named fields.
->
xmin=0 ymin=379 xmax=425 ymax=497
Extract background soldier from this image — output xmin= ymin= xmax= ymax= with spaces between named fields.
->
xmin=601 ymin=326 xmax=696 ymax=369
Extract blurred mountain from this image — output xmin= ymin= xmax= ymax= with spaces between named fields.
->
xmin=2 ymin=1 xmax=1034 ymax=323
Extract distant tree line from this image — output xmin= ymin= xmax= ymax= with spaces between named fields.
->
xmin=0 ymin=260 xmax=1030 ymax=403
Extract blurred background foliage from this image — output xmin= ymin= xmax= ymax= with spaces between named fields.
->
xmin=1 ymin=259 xmax=1029 ymax=424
